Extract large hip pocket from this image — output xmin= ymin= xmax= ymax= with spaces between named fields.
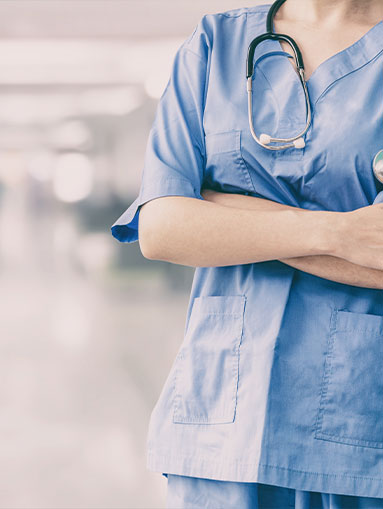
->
xmin=314 ymin=308 xmax=383 ymax=448
xmin=172 ymin=295 xmax=246 ymax=425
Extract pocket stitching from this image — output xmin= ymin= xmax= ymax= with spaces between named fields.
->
xmin=172 ymin=339 xmax=240 ymax=424
xmin=314 ymin=308 xmax=337 ymax=439
xmin=205 ymin=130 xmax=257 ymax=194
xmin=173 ymin=322 xmax=242 ymax=423
xmin=314 ymin=307 xmax=383 ymax=449
xmin=236 ymin=130 xmax=257 ymax=193
xmin=335 ymin=328 xmax=382 ymax=335
xmin=172 ymin=295 xmax=245 ymax=425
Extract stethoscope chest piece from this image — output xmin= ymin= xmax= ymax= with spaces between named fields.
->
xmin=372 ymin=150 xmax=383 ymax=184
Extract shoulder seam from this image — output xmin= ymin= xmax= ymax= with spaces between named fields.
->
xmin=218 ymin=11 xmax=247 ymax=19
xmin=181 ymin=46 xmax=206 ymax=62
xmin=213 ymin=4 xmax=271 ymax=18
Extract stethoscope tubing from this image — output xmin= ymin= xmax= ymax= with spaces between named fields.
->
xmin=246 ymin=0 xmax=383 ymax=188
xmin=247 ymin=68 xmax=312 ymax=149
xmin=246 ymin=0 xmax=312 ymax=150
xmin=246 ymin=0 xmax=383 ymax=189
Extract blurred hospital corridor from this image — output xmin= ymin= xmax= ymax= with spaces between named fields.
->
xmin=0 ymin=1 xmax=256 ymax=507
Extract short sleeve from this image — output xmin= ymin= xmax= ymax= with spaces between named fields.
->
xmin=110 ymin=17 xmax=211 ymax=243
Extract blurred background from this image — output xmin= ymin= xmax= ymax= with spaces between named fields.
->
xmin=0 ymin=1 xmax=263 ymax=508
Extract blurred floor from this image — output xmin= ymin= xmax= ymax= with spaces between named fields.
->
xmin=0 ymin=265 xmax=192 ymax=508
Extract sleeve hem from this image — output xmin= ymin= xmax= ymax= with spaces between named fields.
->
xmin=110 ymin=177 xmax=202 ymax=244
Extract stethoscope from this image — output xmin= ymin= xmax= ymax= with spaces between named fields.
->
xmin=247 ymin=0 xmax=311 ymax=151
xmin=247 ymin=0 xmax=383 ymax=190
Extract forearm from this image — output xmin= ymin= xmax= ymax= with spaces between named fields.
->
xmin=202 ymin=191 xmax=383 ymax=289
xmin=138 ymin=195 xmax=337 ymax=267
xmin=279 ymin=253 xmax=383 ymax=289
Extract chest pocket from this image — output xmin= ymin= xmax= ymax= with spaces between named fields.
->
xmin=204 ymin=129 xmax=310 ymax=206
xmin=172 ymin=295 xmax=246 ymax=425
xmin=204 ymin=130 xmax=255 ymax=194
xmin=314 ymin=308 xmax=383 ymax=449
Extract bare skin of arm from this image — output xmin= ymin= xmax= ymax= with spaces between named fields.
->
xmin=200 ymin=189 xmax=383 ymax=290
xmin=138 ymin=189 xmax=383 ymax=287
xmin=138 ymin=195 xmax=336 ymax=266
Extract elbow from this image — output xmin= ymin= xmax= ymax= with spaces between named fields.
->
xmin=138 ymin=201 xmax=167 ymax=261
xmin=138 ymin=237 xmax=157 ymax=260
xmin=137 ymin=196 xmax=195 ymax=265
xmin=139 ymin=240 xmax=163 ymax=261
xmin=138 ymin=222 xmax=161 ymax=261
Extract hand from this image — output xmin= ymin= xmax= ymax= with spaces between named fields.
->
xmin=331 ymin=203 xmax=383 ymax=270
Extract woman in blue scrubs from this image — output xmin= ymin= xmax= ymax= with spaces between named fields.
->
xmin=111 ymin=0 xmax=383 ymax=507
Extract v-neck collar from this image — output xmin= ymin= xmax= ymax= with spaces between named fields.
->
xmin=246 ymin=5 xmax=383 ymax=105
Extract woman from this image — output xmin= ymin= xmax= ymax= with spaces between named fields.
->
xmin=111 ymin=0 xmax=383 ymax=507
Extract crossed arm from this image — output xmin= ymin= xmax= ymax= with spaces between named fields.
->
xmin=201 ymin=189 xmax=383 ymax=290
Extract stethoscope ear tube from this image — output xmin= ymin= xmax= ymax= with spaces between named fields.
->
xmin=247 ymin=33 xmax=304 ymax=79
xmin=266 ymin=0 xmax=288 ymax=33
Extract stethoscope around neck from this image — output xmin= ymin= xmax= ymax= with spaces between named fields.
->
xmin=246 ymin=0 xmax=312 ymax=151
xmin=247 ymin=0 xmax=383 ymax=193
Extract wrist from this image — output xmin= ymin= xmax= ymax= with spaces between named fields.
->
xmin=313 ymin=210 xmax=346 ymax=257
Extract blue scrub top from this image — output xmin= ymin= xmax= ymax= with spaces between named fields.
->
xmin=111 ymin=4 xmax=383 ymax=498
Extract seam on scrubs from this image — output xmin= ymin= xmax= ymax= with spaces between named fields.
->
xmin=172 ymin=295 xmax=246 ymax=425
xmin=234 ymin=295 xmax=247 ymax=422
xmin=183 ymin=16 xmax=212 ymax=123
xmin=111 ymin=176 xmax=203 ymax=242
xmin=151 ymin=107 xmax=205 ymax=149
xmin=259 ymin=464 xmax=383 ymax=481
xmin=182 ymin=16 xmax=212 ymax=119
xmin=204 ymin=130 xmax=256 ymax=194
xmin=145 ymin=177 xmax=197 ymax=183
xmin=139 ymin=176 xmax=199 ymax=188
xmin=314 ymin=432 xmax=383 ymax=449
xmin=314 ymin=48 xmax=383 ymax=106
xmin=238 ymin=156 xmax=257 ymax=193
xmin=150 ymin=45 xmax=209 ymax=162
xmin=184 ymin=312 xmax=243 ymax=316
xmin=187 ymin=48 xmax=210 ymax=163
xmin=147 ymin=451 xmax=383 ymax=482
xmin=139 ymin=178 xmax=202 ymax=203
xmin=334 ymin=328 xmax=383 ymax=335
xmin=310 ymin=310 xmax=333 ymax=438
xmin=182 ymin=47 xmax=206 ymax=63
xmin=236 ymin=131 xmax=257 ymax=193
xmin=217 ymin=11 xmax=247 ymax=19
xmin=255 ymin=65 xmax=281 ymax=132
xmin=313 ymin=308 xmax=337 ymax=440
xmin=202 ymin=53 xmax=211 ymax=123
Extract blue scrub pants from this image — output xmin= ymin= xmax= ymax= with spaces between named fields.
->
xmin=166 ymin=474 xmax=383 ymax=508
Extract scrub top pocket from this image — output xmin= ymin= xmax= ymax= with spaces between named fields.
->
xmin=172 ymin=295 xmax=246 ymax=425
xmin=204 ymin=130 xmax=256 ymax=194
xmin=314 ymin=308 xmax=383 ymax=449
